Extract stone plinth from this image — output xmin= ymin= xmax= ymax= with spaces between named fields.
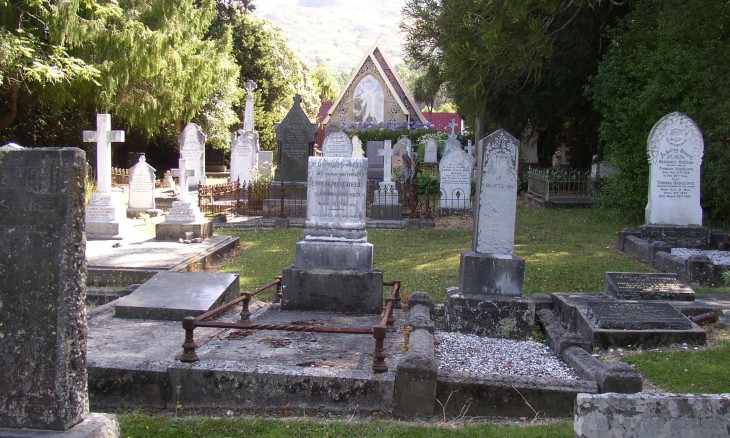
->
xmin=444 ymin=288 xmax=535 ymax=339
xmin=295 ymin=241 xmax=373 ymax=271
xmin=281 ymin=267 xmax=383 ymax=314
xmin=458 ymin=251 xmax=525 ymax=296
xmin=156 ymin=220 xmax=212 ymax=241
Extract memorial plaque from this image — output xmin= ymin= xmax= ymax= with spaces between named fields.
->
xmin=0 ymin=147 xmax=89 ymax=430
xmin=322 ymin=131 xmax=353 ymax=158
xmin=306 ymin=157 xmax=367 ymax=230
xmin=275 ymin=95 xmax=316 ymax=182
xmin=585 ymin=302 xmax=692 ymax=330
xmin=605 ymin=272 xmax=695 ymax=301
xmin=645 ymin=112 xmax=704 ymax=225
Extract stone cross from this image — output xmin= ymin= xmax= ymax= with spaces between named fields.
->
xmin=177 ymin=158 xmax=195 ymax=203
xmin=466 ymin=140 xmax=474 ymax=158
xmin=243 ymin=80 xmax=257 ymax=132
xmin=558 ymin=143 xmax=570 ymax=165
xmin=447 ymin=118 xmax=458 ymax=136
xmin=83 ymin=114 xmax=125 ymax=194
xmin=378 ymin=140 xmax=393 ymax=183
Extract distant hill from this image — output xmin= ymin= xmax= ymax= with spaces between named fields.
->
xmin=253 ymin=0 xmax=408 ymax=75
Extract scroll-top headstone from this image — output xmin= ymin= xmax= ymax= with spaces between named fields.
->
xmin=178 ymin=123 xmax=206 ymax=190
xmin=322 ymin=131 xmax=353 ymax=158
xmin=645 ymin=112 xmax=704 ymax=225
xmin=474 ymin=129 xmax=519 ymax=254
xmin=0 ymin=147 xmax=89 ymax=430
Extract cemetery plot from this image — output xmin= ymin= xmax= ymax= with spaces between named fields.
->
xmin=605 ymin=272 xmax=695 ymax=301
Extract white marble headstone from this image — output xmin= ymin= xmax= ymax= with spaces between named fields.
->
xmin=645 ymin=112 xmax=704 ymax=225
xmin=424 ymin=138 xmax=438 ymax=164
xmin=322 ymin=131 xmax=353 ymax=158
xmin=178 ymin=123 xmax=206 ymax=189
xmin=439 ymin=148 xmax=472 ymax=209
xmin=258 ymin=150 xmax=274 ymax=178
xmin=306 ymin=157 xmax=368 ymax=231
xmin=230 ymin=130 xmax=258 ymax=184
xmin=443 ymin=135 xmax=462 ymax=157
xmin=352 ymin=136 xmax=364 ymax=158
xmin=128 ymin=155 xmax=156 ymax=210
xmin=473 ymin=129 xmax=519 ymax=254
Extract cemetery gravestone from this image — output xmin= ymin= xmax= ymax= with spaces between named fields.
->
xmin=352 ymin=135 xmax=365 ymax=158
xmin=322 ymin=131 xmax=353 ymax=158
xmin=230 ymin=130 xmax=258 ymax=184
xmin=242 ymin=79 xmax=257 ymax=132
xmin=156 ymin=158 xmax=212 ymax=240
xmin=0 ymin=147 xmax=118 ymax=435
xmin=604 ymin=272 xmax=695 ymax=301
xmin=127 ymin=155 xmax=157 ymax=216
xmin=179 ymin=123 xmax=207 ymax=190
xmin=424 ymin=138 xmax=438 ymax=164
xmin=282 ymin=156 xmax=382 ymax=313
xmin=258 ymin=150 xmax=273 ymax=178
xmin=439 ymin=148 xmax=472 ymax=209
xmin=645 ymin=112 xmax=704 ymax=226
xmin=366 ymin=140 xmax=385 ymax=180
xmin=274 ymin=95 xmax=316 ymax=183
xmin=443 ymin=135 xmax=461 ymax=157
xmin=371 ymin=140 xmax=402 ymax=220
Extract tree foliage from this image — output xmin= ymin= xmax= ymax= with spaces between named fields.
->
xmin=401 ymin=0 xmax=627 ymax=166
xmin=311 ymin=60 xmax=340 ymax=104
xmin=588 ymin=0 xmax=730 ymax=223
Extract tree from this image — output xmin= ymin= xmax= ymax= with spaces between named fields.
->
xmin=588 ymin=0 xmax=730 ymax=222
xmin=401 ymin=0 xmax=628 ymax=166
xmin=311 ymin=60 xmax=340 ymax=103
xmin=412 ymin=64 xmax=443 ymax=117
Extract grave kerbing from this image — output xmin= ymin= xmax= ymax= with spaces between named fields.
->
xmin=281 ymin=156 xmax=383 ymax=314
xmin=0 ymin=147 xmax=119 ymax=436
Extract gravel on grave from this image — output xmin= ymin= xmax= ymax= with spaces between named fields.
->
xmin=671 ymin=248 xmax=730 ymax=266
xmin=435 ymin=331 xmax=579 ymax=380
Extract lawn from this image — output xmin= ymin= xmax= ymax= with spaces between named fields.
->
xmin=217 ymin=203 xmax=650 ymax=302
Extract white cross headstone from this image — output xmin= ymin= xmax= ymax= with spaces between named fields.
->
xmin=447 ymin=118 xmax=458 ymax=136
xmin=378 ymin=140 xmax=393 ymax=183
xmin=177 ymin=159 xmax=195 ymax=203
xmin=83 ymin=114 xmax=125 ymax=194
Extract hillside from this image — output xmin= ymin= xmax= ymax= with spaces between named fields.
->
xmin=253 ymin=0 xmax=408 ymax=75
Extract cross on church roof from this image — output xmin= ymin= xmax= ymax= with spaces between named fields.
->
xmin=83 ymin=114 xmax=125 ymax=194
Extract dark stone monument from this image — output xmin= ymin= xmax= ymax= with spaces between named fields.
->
xmin=0 ymin=146 xmax=118 ymax=435
xmin=605 ymin=272 xmax=695 ymax=301
xmin=114 ymin=272 xmax=239 ymax=320
xmin=274 ymin=95 xmax=316 ymax=184
xmin=366 ymin=140 xmax=384 ymax=180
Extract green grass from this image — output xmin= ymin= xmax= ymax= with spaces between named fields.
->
xmin=622 ymin=338 xmax=730 ymax=393
xmin=119 ymin=414 xmax=573 ymax=438
xmin=218 ymin=205 xmax=650 ymax=301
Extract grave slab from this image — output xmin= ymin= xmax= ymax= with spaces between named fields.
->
xmin=575 ymin=301 xmax=706 ymax=349
xmin=114 ymin=272 xmax=239 ymax=320
xmin=605 ymin=272 xmax=695 ymax=301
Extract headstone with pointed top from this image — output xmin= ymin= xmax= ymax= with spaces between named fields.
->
xmin=127 ymin=155 xmax=158 ymax=216
xmin=274 ymin=95 xmax=316 ymax=183
xmin=179 ymin=123 xmax=206 ymax=190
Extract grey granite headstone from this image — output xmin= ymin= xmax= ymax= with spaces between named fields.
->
xmin=366 ymin=141 xmax=384 ymax=180
xmin=114 ymin=272 xmax=239 ymax=320
xmin=179 ymin=123 xmax=207 ymax=189
xmin=322 ymin=131 xmax=353 ymax=158
xmin=274 ymin=95 xmax=316 ymax=183
xmin=645 ymin=112 xmax=704 ymax=226
xmin=605 ymin=272 xmax=695 ymax=301
xmin=0 ymin=147 xmax=89 ymax=430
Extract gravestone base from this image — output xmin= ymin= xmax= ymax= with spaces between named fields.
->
xmin=114 ymin=272 xmax=238 ymax=320
xmin=295 ymin=241 xmax=373 ymax=271
xmin=575 ymin=301 xmax=706 ymax=349
xmin=85 ymin=221 xmax=126 ymax=240
xmin=0 ymin=413 xmax=120 ymax=438
xmin=126 ymin=208 xmax=163 ymax=218
xmin=458 ymin=251 xmax=525 ymax=296
xmin=638 ymin=225 xmax=711 ymax=249
xmin=281 ymin=267 xmax=383 ymax=314
xmin=371 ymin=204 xmax=402 ymax=220
xmin=444 ymin=288 xmax=535 ymax=339
xmin=155 ymin=221 xmax=212 ymax=241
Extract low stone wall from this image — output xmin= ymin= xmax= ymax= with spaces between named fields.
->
xmin=575 ymin=393 xmax=730 ymax=437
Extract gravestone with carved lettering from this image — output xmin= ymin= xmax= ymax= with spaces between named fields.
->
xmin=322 ymin=131 xmax=353 ymax=158
xmin=282 ymin=156 xmax=382 ymax=313
xmin=445 ymin=129 xmax=530 ymax=339
xmin=604 ymin=272 xmax=695 ymax=301
xmin=156 ymin=158 xmax=212 ymax=241
xmin=274 ymin=95 xmax=316 ymax=183
xmin=127 ymin=155 xmax=160 ymax=217
xmin=230 ymin=130 xmax=258 ymax=185
xmin=0 ymin=146 xmax=119 ymax=435
xmin=439 ymin=147 xmax=472 ymax=209
xmin=179 ymin=123 xmax=207 ymax=190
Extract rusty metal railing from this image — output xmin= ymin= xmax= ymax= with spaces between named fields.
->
xmin=179 ymin=278 xmax=401 ymax=373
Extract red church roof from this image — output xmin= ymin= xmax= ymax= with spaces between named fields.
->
xmin=423 ymin=112 xmax=464 ymax=135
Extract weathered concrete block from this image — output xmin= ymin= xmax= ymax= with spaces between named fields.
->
xmin=536 ymin=309 xmax=590 ymax=356
xmin=408 ymin=291 xmax=434 ymax=312
xmin=458 ymin=251 xmax=525 ymax=296
xmin=562 ymin=347 xmax=642 ymax=393
xmin=686 ymin=254 xmax=714 ymax=286
xmin=393 ymin=329 xmax=437 ymax=418
xmin=155 ymin=221 xmax=212 ymax=241
xmin=575 ymin=393 xmax=730 ymax=438
xmin=638 ymin=224 xmax=711 ymax=248
xmin=294 ymin=240 xmax=373 ymax=271
xmin=281 ymin=267 xmax=383 ymax=314
xmin=409 ymin=305 xmax=435 ymax=334
xmin=444 ymin=289 xmax=535 ymax=339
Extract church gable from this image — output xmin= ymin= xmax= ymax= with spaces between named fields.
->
xmin=324 ymin=46 xmax=426 ymax=127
